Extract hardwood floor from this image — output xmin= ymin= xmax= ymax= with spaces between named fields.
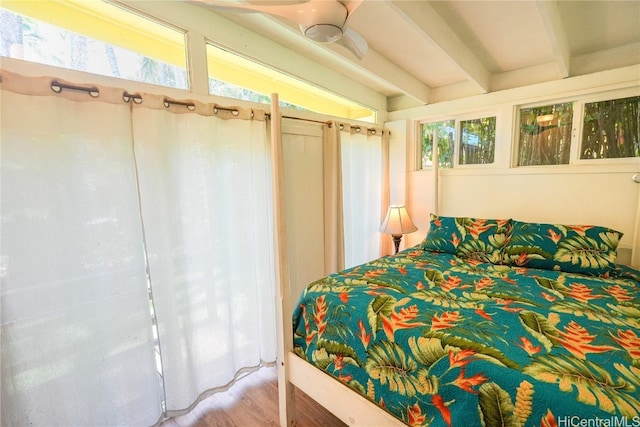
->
xmin=160 ymin=366 xmax=347 ymax=427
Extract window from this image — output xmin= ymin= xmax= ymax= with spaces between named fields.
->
xmin=518 ymin=102 xmax=573 ymax=166
xmin=205 ymin=43 xmax=376 ymax=122
xmin=419 ymin=115 xmax=495 ymax=169
xmin=420 ymin=120 xmax=455 ymax=169
xmin=582 ymin=95 xmax=639 ymax=159
xmin=517 ymin=93 xmax=638 ymax=166
xmin=459 ymin=117 xmax=496 ymax=165
xmin=1 ymin=3 xmax=188 ymax=89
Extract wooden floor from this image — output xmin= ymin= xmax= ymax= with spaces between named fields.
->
xmin=160 ymin=366 xmax=347 ymax=427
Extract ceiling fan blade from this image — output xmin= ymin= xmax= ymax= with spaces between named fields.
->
xmin=341 ymin=0 xmax=363 ymax=21
xmin=338 ymin=27 xmax=368 ymax=59
xmin=194 ymin=1 xmax=345 ymax=28
xmin=194 ymin=0 xmax=368 ymax=58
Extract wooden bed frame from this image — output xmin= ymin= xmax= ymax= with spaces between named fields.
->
xmin=269 ymin=96 xmax=640 ymax=427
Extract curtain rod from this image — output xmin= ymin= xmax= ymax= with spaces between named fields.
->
xmin=47 ymin=79 xmax=386 ymax=134
xmin=274 ymin=114 xmax=388 ymax=135
xmin=51 ymin=80 xmax=99 ymax=98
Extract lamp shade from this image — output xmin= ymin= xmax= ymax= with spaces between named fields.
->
xmin=379 ymin=205 xmax=418 ymax=236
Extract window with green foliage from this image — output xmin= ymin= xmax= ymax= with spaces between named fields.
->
xmin=0 ymin=6 xmax=188 ymax=90
xmin=581 ymin=95 xmax=639 ymax=159
xmin=518 ymin=103 xmax=573 ymax=166
xmin=459 ymin=117 xmax=496 ymax=165
xmin=420 ymin=120 xmax=455 ymax=169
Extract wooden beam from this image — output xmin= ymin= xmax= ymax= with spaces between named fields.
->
xmin=535 ymin=0 xmax=571 ymax=78
xmin=387 ymin=0 xmax=491 ymax=94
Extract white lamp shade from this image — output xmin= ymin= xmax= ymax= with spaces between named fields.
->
xmin=380 ymin=205 xmax=418 ymax=236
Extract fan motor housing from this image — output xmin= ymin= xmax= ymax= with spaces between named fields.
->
xmin=304 ymin=24 xmax=343 ymax=43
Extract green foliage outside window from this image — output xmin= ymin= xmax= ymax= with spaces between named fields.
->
xmin=518 ymin=103 xmax=573 ymax=166
xmin=209 ymin=79 xmax=304 ymax=110
xmin=582 ymin=96 xmax=639 ymax=159
xmin=0 ymin=9 xmax=188 ymax=89
xmin=459 ymin=117 xmax=496 ymax=165
xmin=420 ymin=121 xmax=455 ymax=169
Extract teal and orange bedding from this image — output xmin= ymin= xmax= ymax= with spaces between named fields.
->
xmin=292 ymin=248 xmax=640 ymax=426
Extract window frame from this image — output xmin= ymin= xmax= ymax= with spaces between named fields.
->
xmin=513 ymin=87 xmax=640 ymax=168
xmin=416 ymin=109 xmax=500 ymax=171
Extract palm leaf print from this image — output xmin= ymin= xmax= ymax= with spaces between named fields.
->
xmin=535 ymin=276 xmax=570 ymax=298
xmin=552 ymin=300 xmax=639 ymax=328
xmin=427 ymin=333 xmax=520 ymax=370
xmin=478 ymin=382 xmax=517 ymax=427
xmin=554 ymin=234 xmax=617 ymax=268
xmin=523 ymin=354 xmax=640 ymax=417
xmin=367 ymin=295 xmax=396 ymax=339
xmin=365 ymin=341 xmax=424 ymax=397
xmin=424 ymin=268 xmax=446 ymax=288
xmin=408 ymin=336 xmax=447 ymax=366
xmin=313 ymin=338 xmax=362 ymax=367
xmin=518 ymin=311 xmax=558 ymax=352
xmin=412 ymin=289 xmax=476 ymax=309
xmin=457 ymin=239 xmax=503 ymax=264
xmin=605 ymin=303 xmax=640 ymax=330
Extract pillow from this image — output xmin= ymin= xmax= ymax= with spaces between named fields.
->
xmin=421 ymin=214 xmax=511 ymax=264
xmin=503 ymin=220 xmax=623 ymax=275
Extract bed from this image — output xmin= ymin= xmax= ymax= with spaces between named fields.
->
xmin=283 ymin=215 xmax=640 ymax=426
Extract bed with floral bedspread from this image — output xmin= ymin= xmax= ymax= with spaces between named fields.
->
xmin=292 ymin=215 xmax=640 ymax=426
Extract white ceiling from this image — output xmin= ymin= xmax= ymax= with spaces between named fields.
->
xmin=194 ymin=0 xmax=640 ymax=110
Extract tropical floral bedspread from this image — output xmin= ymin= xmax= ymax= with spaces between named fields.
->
xmin=292 ymin=248 xmax=640 ymax=426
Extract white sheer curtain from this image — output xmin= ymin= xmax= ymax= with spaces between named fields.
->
xmin=0 ymin=75 xmax=162 ymax=426
xmin=131 ymin=103 xmax=276 ymax=413
xmin=340 ymin=125 xmax=384 ymax=268
xmin=1 ymin=70 xmax=276 ymax=425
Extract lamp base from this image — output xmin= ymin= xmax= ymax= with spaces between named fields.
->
xmin=392 ymin=234 xmax=402 ymax=254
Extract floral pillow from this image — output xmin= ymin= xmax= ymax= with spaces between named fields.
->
xmin=503 ymin=220 xmax=623 ymax=276
xmin=421 ymin=214 xmax=511 ymax=264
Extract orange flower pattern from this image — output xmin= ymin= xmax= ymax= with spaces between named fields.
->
xmin=553 ymin=321 xmax=617 ymax=359
xmin=293 ymin=249 xmax=640 ymax=426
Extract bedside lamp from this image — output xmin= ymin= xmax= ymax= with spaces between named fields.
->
xmin=380 ymin=205 xmax=418 ymax=254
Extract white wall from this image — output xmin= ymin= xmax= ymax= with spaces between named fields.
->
xmin=386 ymin=66 xmax=640 ymax=266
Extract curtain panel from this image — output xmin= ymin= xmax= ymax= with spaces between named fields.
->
xmin=340 ymin=124 xmax=385 ymax=268
xmin=0 ymin=70 xmax=276 ymax=425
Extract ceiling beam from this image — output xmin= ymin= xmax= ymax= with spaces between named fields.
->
xmin=535 ymin=0 xmax=571 ymax=78
xmin=324 ymin=42 xmax=433 ymax=105
xmin=386 ymin=0 xmax=491 ymax=94
xmin=225 ymin=9 xmax=434 ymax=105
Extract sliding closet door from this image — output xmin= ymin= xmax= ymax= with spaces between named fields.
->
xmin=281 ymin=119 xmax=326 ymax=303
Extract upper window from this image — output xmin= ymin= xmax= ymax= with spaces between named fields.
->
xmin=581 ymin=95 xmax=639 ymax=159
xmin=459 ymin=117 xmax=496 ymax=165
xmin=0 ymin=2 xmax=188 ymax=89
xmin=517 ymin=94 xmax=639 ymax=166
xmin=518 ymin=102 xmax=573 ymax=166
xmin=420 ymin=120 xmax=455 ymax=169
xmin=205 ymin=43 xmax=376 ymax=122
xmin=419 ymin=115 xmax=495 ymax=169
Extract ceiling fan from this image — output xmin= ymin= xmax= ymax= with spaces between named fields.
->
xmin=193 ymin=0 xmax=369 ymax=59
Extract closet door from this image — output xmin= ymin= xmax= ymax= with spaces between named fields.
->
xmin=282 ymin=119 xmax=325 ymax=304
